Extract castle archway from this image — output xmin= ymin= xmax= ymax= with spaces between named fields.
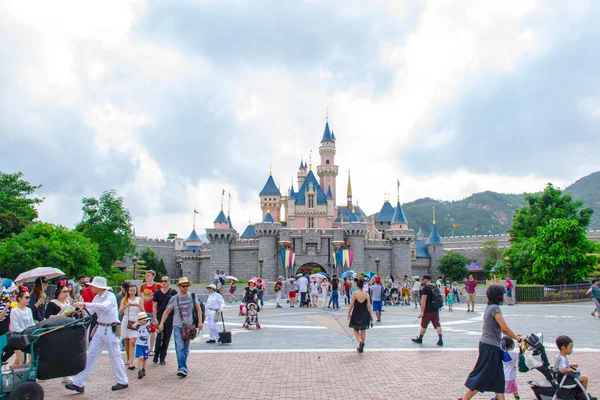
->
xmin=295 ymin=262 xmax=326 ymax=276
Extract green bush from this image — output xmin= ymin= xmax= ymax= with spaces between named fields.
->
xmin=108 ymin=270 xmax=132 ymax=287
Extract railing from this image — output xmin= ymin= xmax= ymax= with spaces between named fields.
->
xmin=516 ymin=284 xmax=592 ymax=302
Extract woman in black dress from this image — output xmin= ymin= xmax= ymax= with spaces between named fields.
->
xmin=243 ymin=280 xmax=259 ymax=309
xmin=347 ymin=279 xmax=373 ymax=353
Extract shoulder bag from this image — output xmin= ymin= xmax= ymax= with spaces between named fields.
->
xmin=177 ymin=295 xmax=197 ymax=340
xmin=126 ymin=303 xmax=137 ymax=330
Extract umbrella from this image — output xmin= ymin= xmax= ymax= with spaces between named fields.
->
xmin=340 ymin=270 xmax=356 ymax=279
xmin=15 ymin=267 xmax=66 ymax=284
xmin=316 ymin=271 xmax=327 ymax=276
xmin=224 ymin=276 xmax=238 ymax=281
xmin=310 ymin=274 xmax=325 ymax=280
xmin=296 ymin=273 xmax=304 ymax=277
xmin=363 ymin=272 xmax=376 ymax=280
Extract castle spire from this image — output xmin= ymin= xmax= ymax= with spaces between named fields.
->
xmin=433 ymin=206 xmax=436 ymax=224
xmin=309 ymin=150 xmax=312 ymax=170
xmin=346 ymin=169 xmax=352 ymax=208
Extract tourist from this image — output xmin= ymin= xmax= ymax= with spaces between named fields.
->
xmin=45 ymin=282 xmax=75 ymax=318
xmin=288 ymin=279 xmax=298 ymax=307
xmin=116 ymin=281 xmax=130 ymax=351
xmin=370 ymin=277 xmax=385 ymax=322
xmin=274 ymin=276 xmax=284 ymax=308
xmin=343 ymin=278 xmax=352 ymax=305
xmin=463 ymin=274 xmax=477 ymax=312
xmin=502 ymin=337 xmax=520 ymax=400
xmin=447 ymin=286 xmax=455 ymax=312
xmin=320 ymin=277 xmax=330 ymax=309
xmin=74 ymin=276 xmax=86 ymax=297
xmin=243 ymin=280 xmax=259 ymax=307
xmin=443 ymin=277 xmax=452 ymax=303
xmin=158 ymin=277 xmax=204 ymax=378
xmin=66 ymin=276 xmax=129 ymax=393
xmin=81 ymin=278 xmax=96 ymax=302
xmin=140 ymin=270 xmax=162 ymax=358
xmin=214 ymin=270 xmax=220 ymax=285
xmin=402 ymin=277 xmax=411 ymax=306
xmin=411 ymin=277 xmax=422 ymax=309
xmin=67 ymin=280 xmax=77 ymax=304
xmin=29 ymin=277 xmax=47 ymax=322
xmin=228 ymin=280 xmax=237 ymax=303
xmin=347 ymin=279 xmax=373 ymax=353
xmin=152 ymin=276 xmax=177 ymax=365
xmin=204 ymin=284 xmax=225 ymax=344
xmin=119 ymin=284 xmax=143 ymax=370
xmin=256 ymin=279 xmax=265 ymax=307
xmin=436 ymin=276 xmax=443 ymax=290
xmin=458 ymin=285 xmax=521 ymax=400
xmin=390 ymin=281 xmax=399 ymax=306
xmin=9 ymin=287 xmax=34 ymax=366
xmin=0 ymin=279 xmax=17 ymax=336
xmin=298 ymin=274 xmax=309 ymax=308
xmin=553 ymin=335 xmax=589 ymax=390
xmin=452 ymin=281 xmax=461 ymax=304
xmin=310 ymin=278 xmax=319 ymax=308
xmin=587 ymin=278 xmax=600 ymax=318
xmin=504 ymin=277 xmax=514 ymax=306
xmin=132 ymin=312 xmax=156 ymax=379
xmin=329 ymin=274 xmax=340 ymax=310
xmin=362 ymin=277 xmax=369 ymax=294
xmin=411 ymin=275 xmax=443 ymax=346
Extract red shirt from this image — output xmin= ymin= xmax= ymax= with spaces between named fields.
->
xmin=343 ymin=281 xmax=352 ymax=292
xmin=505 ymin=279 xmax=513 ymax=289
xmin=81 ymin=286 xmax=96 ymax=302
xmin=465 ymin=280 xmax=477 ymax=294
xmin=140 ymin=282 xmax=162 ymax=313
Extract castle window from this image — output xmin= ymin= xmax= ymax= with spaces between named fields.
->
xmin=308 ymin=194 xmax=314 ymax=209
xmin=308 ymin=217 xmax=314 ymax=229
xmin=326 ymin=160 xmax=330 ymax=164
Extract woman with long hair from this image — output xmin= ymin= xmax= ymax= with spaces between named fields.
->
xmin=29 ymin=277 xmax=48 ymax=322
xmin=347 ymin=279 xmax=373 ymax=353
xmin=10 ymin=287 xmax=35 ymax=365
xmin=119 ymin=284 xmax=143 ymax=369
xmin=458 ymin=285 xmax=521 ymax=400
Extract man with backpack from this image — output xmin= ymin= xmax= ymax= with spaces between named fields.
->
xmin=411 ymin=275 xmax=444 ymax=346
xmin=274 ymin=276 xmax=284 ymax=308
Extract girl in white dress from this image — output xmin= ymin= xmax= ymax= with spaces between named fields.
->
xmin=119 ymin=285 xmax=143 ymax=369
xmin=310 ymin=280 xmax=319 ymax=308
xmin=10 ymin=287 xmax=35 ymax=366
xmin=321 ymin=278 xmax=330 ymax=309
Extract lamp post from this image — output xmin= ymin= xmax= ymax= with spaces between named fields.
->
xmin=258 ymin=258 xmax=264 ymax=279
xmin=375 ymin=257 xmax=380 ymax=276
xmin=132 ymin=256 xmax=138 ymax=280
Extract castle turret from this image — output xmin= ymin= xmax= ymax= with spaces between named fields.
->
xmin=317 ymin=120 xmax=338 ymax=203
xmin=260 ymin=171 xmax=282 ymax=222
xmin=390 ymin=198 xmax=408 ymax=230
xmin=375 ymin=198 xmax=394 ymax=237
xmin=426 ymin=207 xmax=444 ymax=278
xmin=342 ymin=213 xmax=367 ymax=272
xmin=297 ymin=159 xmax=307 ymax=188
xmin=255 ymin=214 xmax=282 ymax=282
xmin=213 ymin=208 xmax=228 ymax=229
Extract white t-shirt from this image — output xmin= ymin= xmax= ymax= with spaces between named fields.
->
xmin=503 ymin=349 xmax=519 ymax=380
xmin=412 ymin=281 xmax=421 ymax=291
xmin=553 ymin=354 xmax=570 ymax=372
xmin=298 ymin=277 xmax=308 ymax=292
xmin=136 ymin=324 xmax=154 ymax=346
xmin=10 ymin=307 xmax=35 ymax=332
xmin=362 ymin=282 xmax=369 ymax=293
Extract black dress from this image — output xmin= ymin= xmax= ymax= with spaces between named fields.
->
xmin=349 ymin=299 xmax=370 ymax=330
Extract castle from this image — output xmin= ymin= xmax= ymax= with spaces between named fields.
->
xmin=132 ymin=120 xmax=600 ymax=282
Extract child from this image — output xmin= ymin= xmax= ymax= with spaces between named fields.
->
xmin=446 ymin=290 xmax=455 ymax=311
xmin=401 ymin=284 xmax=410 ymax=306
xmin=228 ymin=281 xmax=237 ymax=303
xmin=452 ymin=282 xmax=461 ymax=304
xmin=554 ymin=335 xmax=589 ymax=390
xmin=502 ymin=337 xmax=520 ymax=400
xmin=133 ymin=312 xmax=156 ymax=379
xmin=247 ymin=303 xmax=258 ymax=324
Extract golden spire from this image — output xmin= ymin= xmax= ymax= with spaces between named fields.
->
xmin=269 ymin=164 xmax=273 ymax=176
xmin=309 ymin=150 xmax=312 ymax=170
xmin=433 ymin=206 xmax=436 ymax=225
xmin=347 ymin=169 xmax=352 ymax=208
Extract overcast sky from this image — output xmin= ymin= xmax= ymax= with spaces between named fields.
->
xmin=1 ymin=1 xmax=599 ymax=239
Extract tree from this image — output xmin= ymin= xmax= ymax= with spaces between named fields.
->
xmin=76 ymin=189 xmax=136 ymax=272
xmin=166 ymin=233 xmax=177 ymax=240
xmin=530 ymin=218 xmax=595 ymax=285
xmin=438 ymin=251 xmax=470 ymax=281
xmin=140 ymin=247 xmax=168 ymax=278
xmin=0 ymin=171 xmax=44 ymax=239
xmin=481 ymin=240 xmax=501 ymax=261
xmin=0 ymin=222 xmax=102 ymax=279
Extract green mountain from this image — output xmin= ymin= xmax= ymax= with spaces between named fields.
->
xmin=395 ymin=171 xmax=600 ymax=237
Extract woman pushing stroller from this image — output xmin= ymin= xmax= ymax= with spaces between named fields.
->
xmin=241 ymin=279 xmax=261 ymax=329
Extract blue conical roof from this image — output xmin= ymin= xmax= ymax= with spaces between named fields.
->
xmin=321 ymin=121 xmax=333 ymax=142
xmin=427 ymin=224 xmax=443 ymax=245
xmin=416 ymin=226 xmax=425 ymax=238
xmin=240 ymin=224 xmax=257 ymax=239
xmin=227 ymin=215 xmax=233 ymax=229
xmin=331 ymin=130 xmax=336 ymax=141
xmin=214 ymin=210 xmax=228 ymax=223
xmin=260 ymin=175 xmax=281 ymax=196
xmin=326 ymin=186 xmax=333 ymax=199
xmin=391 ymin=200 xmax=408 ymax=225
xmin=289 ymin=183 xmax=296 ymax=199
xmin=185 ymin=229 xmax=202 ymax=242
xmin=375 ymin=201 xmax=394 ymax=223
xmin=299 ymin=159 xmax=304 ymax=169
xmin=295 ymin=170 xmax=327 ymax=205
xmin=348 ymin=210 xmax=359 ymax=223
xmin=263 ymin=212 xmax=275 ymax=223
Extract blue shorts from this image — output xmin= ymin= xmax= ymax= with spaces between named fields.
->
xmin=372 ymin=300 xmax=382 ymax=312
xmin=506 ymin=289 xmax=512 ymax=297
xmin=135 ymin=345 xmax=149 ymax=359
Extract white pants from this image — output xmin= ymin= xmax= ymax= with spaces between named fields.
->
xmin=73 ymin=325 xmax=128 ymax=387
xmin=276 ymin=291 xmax=282 ymax=303
xmin=205 ymin=311 xmax=219 ymax=340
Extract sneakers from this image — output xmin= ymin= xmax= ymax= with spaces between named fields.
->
xmin=111 ymin=383 xmax=128 ymax=391
xmin=437 ymin=340 xmax=444 ymax=346
xmin=177 ymin=369 xmax=188 ymax=378
xmin=65 ymin=383 xmax=85 ymax=393
xmin=138 ymin=369 xmax=145 ymax=379
xmin=411 ymin=337 xmax=423 ymax=344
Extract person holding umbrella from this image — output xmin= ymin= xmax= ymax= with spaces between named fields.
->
xmin=29 ymin=277 xmax=48 ymax=322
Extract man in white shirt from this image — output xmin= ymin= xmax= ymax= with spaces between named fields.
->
xmin=298 ymin=275 xmax=309 ymax=307
xmin=66 ymin=277 xmax=128 ymax=393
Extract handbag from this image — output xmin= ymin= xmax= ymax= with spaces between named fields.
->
xmin=177 ymin=295 xmax=197 ymax=341
xmin=126 ymin=306 xmax=137 ymax=330
xmin=218 ymin=312 xmax=231 ymax=344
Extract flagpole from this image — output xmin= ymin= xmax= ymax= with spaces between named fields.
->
xmin=193 ymin=210 xmax=196 ymax=231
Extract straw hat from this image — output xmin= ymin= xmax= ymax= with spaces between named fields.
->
xmin=137 ymin=312 xmax=150 ymax=321
xmin=177 ymin=277 xmax=192 ymax=286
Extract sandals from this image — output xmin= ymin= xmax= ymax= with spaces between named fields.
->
xmin=149 ymin=351 xmax=155 ymax=357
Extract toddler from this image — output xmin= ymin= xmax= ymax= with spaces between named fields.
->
xmin=133 ymin=312 xmax=156 ymax=379
xmin=247 ymin=303 xmax=258 ymax=324
xmin=502 ymin=337 xmax=520 ymax=399
xmin=554 ymin=335 xmax=589 ymax=390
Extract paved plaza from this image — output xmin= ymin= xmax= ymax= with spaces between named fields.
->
xmin=41 ymin=300 xmax=599 ymax=399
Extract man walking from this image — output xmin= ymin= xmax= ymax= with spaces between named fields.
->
xmin=152 ymin=275 xmax=177 ymax=365
xmin=411 ymin=275 xmax=443 ymax=346
xmin=158 ymin=277 xmax=203 ymax=378
xmin=205 ymin=284 xmax=225 ymax=343
xmin=328 ymin=274 xmax=340 ymax=310
xmin=274 ymin=276 xmax=284 ymax=308
xmin=298 ymin=274 xmax=308 ymax=308
xmin=370 ymin=277 xmax=385 ymax=322
xmin=463 ymin=274 xmax=477 ymax=312
xmin=66 ymin=277 xmax=128 ymax=393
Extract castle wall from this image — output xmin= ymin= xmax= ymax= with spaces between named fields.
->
xmin=230 ymin=245 xmax=259 ymax=280
xmin=134 ymin=238 xmax=177 ymax=277
xmin=363 ymin=246 xmax=392 ymax=276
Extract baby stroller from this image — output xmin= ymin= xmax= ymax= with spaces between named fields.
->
xmin=522 ymin=333 xmax=596 ymax=400
xmin=383 ymin=287 xmax=393 ymax=306
xmin=241 ymin=299 xmax=261 ymax=330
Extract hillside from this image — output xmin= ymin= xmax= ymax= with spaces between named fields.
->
xmin=392 ymin=170 xmax=600 ymax=237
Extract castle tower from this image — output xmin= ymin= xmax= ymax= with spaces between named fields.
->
xmin=255 ymin=213 xmax=282 ymax=282
xmin=426 ymin=207 xmax=444 ymax=278
xmin=390 ymin=198 xmax=408 ymax=230
xmin=297 ymin=159 xmax=307 ymax=188
xmin=346 ymin=169 xmax=352 ymax=208
xmin=342 ymin=216 xmax=368 ymax=272
xmin=260 ymin=170 xmax=282 ymax=222
xmin=317 ymin=120 xmax=338 ymax=203
xmin=375 ymin=198 xmax=394 ymax=237
xmin=207 ymin=202 xmax=238 ymax=283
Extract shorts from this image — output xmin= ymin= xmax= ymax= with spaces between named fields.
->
xmin=467 ymin=293 xmax=476 ymax=303
xmin=288 ymin=291 xmax=296 ymax=298
xmin=506 ymin=289 xmax=512 ymax=298
xmin=505 ymin=379 xmax=518 ymax=394
xmin=372 ymin=301 xmax=382 ymax=312
xmin=420 ymin=311 xmax=440 ymax=329
xmin=135 ymin=345 xmax=149 ymax=359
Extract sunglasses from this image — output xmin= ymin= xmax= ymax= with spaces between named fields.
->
xmin=179 ymin=285 xmax=190 ymax=288
xmin=161 ymin=280 xmax=169 ymax=282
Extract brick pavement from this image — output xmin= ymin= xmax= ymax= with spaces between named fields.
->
xmin=41 ymin=350 xmax=599 ymax=400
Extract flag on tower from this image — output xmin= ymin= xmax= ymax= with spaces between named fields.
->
xmin=397 ymin=179 xmax=400 ymax=189
xmin=222 ymin=189 xmax=225 ymax=196
xmin=194 ymin=209 xmax=201 ymax=215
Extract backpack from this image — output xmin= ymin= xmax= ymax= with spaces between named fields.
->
xmin=429 ymin=286 xmax=444 ymax=310
xmin=273 ymin=282 xmax=280 ymax=292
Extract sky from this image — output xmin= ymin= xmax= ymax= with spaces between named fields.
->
xmin=1 ymin=0 xmax=599 ymax=239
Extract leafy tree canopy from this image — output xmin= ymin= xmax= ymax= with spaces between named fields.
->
xmin=0 ymin=171 xmax=44 ymax=239
xmin=438 ymin=251 xmax=470 ymax=281
xmin=140 ymin=247 xmax=168 ymax=278
xmin=0 ymin=222 xmax=102 ymax=279
xmin=481 ymin=240 xmax=502 ymax=261
xmin=76 ymin=189 xmax=136 ymax=271
xmin=166 ymin=233 xmax=177 ymax=240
